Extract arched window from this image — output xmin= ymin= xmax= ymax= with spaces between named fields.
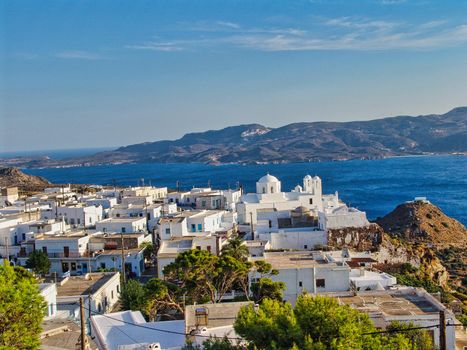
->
xmin=271 ymin=186 xmax=274 ymax=193
xmin=262 ymin=187 xmax=266 ymax=194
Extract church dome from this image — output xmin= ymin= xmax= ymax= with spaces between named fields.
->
xmin=258 ymin=174 xmax=280 ymax=183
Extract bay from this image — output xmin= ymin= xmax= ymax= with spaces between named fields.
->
xmin=22 ymin=155 xmax=467 ymax=224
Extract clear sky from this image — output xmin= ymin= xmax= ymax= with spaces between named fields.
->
xmin=1 ymin=0 xmax=467 ymax=152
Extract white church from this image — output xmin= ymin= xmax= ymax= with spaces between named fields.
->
xmin=237 ymin=174 xmax=370 ymax=248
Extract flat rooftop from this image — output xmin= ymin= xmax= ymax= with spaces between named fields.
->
xmin=36 ymin=231 xmax=88 ymax=240
xmin=337 ymin=293 xmax=439 ymax=316
xmin=260 ymin=251 xmax=346 ymax=269
xmin=98 ymin=217 xmax=145 ymax=223
xmin=185 ymin=302 xmax=252 ymax=330
xmin=158 ymin=238 xmax=193 ymax=256
xmin=56 ymin=273 xmax=118 ymax=297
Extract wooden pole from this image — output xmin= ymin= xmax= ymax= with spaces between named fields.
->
xmin=439 ymin=310 xmax=446 ymax=350
xmin=121 ymin=231 xmax=126 ymax=284
xmin=79 ymin=297 xmax=86 ymax=350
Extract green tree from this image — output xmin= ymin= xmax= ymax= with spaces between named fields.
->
xmin=0 ymin=263 xmax=46 ymax=349
xmin=120 ymin=279 xmax=146 ymax=311
xmin=253 ymin=260 xmax=279 ymax=277
xmin=140 ymin=241 xmax=155 ymax=261
xmin=251 ymin=278 xmax=285 ymax=303
xmin=143 ymin=278 xmax=184 ymax=320
xmin=163 ymin=249 xmax=252 ymax=303
xmin=234 ymin=295 xmax=428 ymax=350
xmin=163 ymin=249 xmax=219 ymax=303
xmin=221 ymin=236 xmax=249 ymax=262
xmin=386 ymin=322 xmax=435 ymax=350
xmin=25 ymin=250 xmax=51 ymax=275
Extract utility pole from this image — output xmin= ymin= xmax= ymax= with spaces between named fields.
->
xmin=439 ymin=310 xmax=446 ymax=350
xmin=78 ymin=297 xmax=87 ymax=350
xmin=4 ymin=237 xmax=9 ymax=264
xmin=120 ymin=231 xmax=126 ymax=284
xmin=250 ymin=212 xmax=254 ymax=240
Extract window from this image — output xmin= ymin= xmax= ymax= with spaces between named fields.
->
xmin=111 ymin=290 xmax=114 ymax=299
xmin=309 ymin=198 xmax=313 ymax=204
xmin=271 ymin=186 xmax=274 ymax=193
xmin=116 ymin=213 xmax=120 ymax=217
xmin=165 ymin=228 xmax=171 ymax=234
xmin=63 ymin=246 xmax=70 ymax=257
xmin=121 ymin=227 xmax=126 ymax=233
xmin=101 ymin=263 xmax=106 ymax=269
xmin=42 ymin=246 xmax=47 ymax=254
xmin=304 ymin=245 xmax=308 ymax=249
xmin=77 ymin=218 xmax=81 ymax=225
xmin=262 ymin=187 xmax=266 ymax=194
xmin=268 ymin=220 xmax=272 ymax=228
xmin=70 ymin=218 xmax=75 ymax=225
xmin=201 ymin=201 xmax=206 ymax=207
xmin=207 ymin=245 xmax=211 ymax=252
xmin=299 ymin=281 xmax=303 ymax=287
xmin=117 ymin=285 xmax=120 ymax=293
xmin=197 ymin=224 xmax=202 ymax=231
xmin=191 ymin=224 xmax=196 ymax=232
xmin=71 ymin=262 xmax=76 ymax=271
xmin=196 ymin=246 xmax=201 ymax=250
xmin=316 ymin=279 xmax=325 ymax=288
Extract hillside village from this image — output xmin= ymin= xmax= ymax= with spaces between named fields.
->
xmin=1 ymin=170 xmax=466 ymax=350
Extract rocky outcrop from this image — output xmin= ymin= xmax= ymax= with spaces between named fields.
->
xmin=326 ymin=224 xmax=383 ymax=251
xmin=375 ymin=236 xmax=449 ymax=287
xmin=0 ymin=167 xmax=50 ymax=192
xmin=376 ymin=200 xmax=467 ymax=249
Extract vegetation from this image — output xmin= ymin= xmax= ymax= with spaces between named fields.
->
xmin=140 ymin=241 xmax=155 ymax=261
xmin=163 ymin=238 xmax=252 ymax=304
xmin=233 ymin=295 xmax=435 ymax=350
xmin=25 ymin=250 xmax=51 ymax=275
xmin=0 ymin=263 xmax=47 ymax=349
xmin=120 ymin=279 xmax=147 ymax=311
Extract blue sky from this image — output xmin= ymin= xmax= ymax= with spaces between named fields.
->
xmin=1 ymin=0 xmax=467 ymax=152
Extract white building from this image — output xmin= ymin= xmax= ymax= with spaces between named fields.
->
xmin=122 ymin=186 xmax=168 ymax=202
xmin=256 ymin=206 xmax=326 ymax=249
xmin=336 ymin=287 xmax=457 ymax=350
xmin=157 ymin=235 xmax=226 ymax=277
xmin=250 ymin=251 xmax=350 ymax=304
xmin=0 ymin=187 xmax=19 ymax=205
xmin=237 ymin=174 xmax=328 ymax=227
xmin=56 ymin=272 xmax=121 ymax=320
xmin=41 ymin=204 xmax=103 ymax=228
xmin=40 ymin=283 xmax=57 ymax=319
xmin=158 ymin=210 xmax=234 ymax=241
xmin=91 ymin=310 xmax=186 ymax=350
xmin=96 ymin=217 xmax=147 ymax=234
xmin=318 ymin=205 xmax=370 ymax=231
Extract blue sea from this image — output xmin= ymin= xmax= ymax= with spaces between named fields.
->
xmin=22 ymin=155 xmax=466 ymax=224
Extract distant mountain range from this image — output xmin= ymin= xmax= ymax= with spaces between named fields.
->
xmin=2 ymin=107 xmax=466 ymax=168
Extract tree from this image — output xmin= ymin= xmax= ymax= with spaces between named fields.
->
xmin=143 ymin=278 xmax=184 ymax=320
xmin=253 ymin=260 xmax=278 ymax=278
xmin=140 ymin=241 xmax=155 ymax=262
xmin=234 ymin=295 xmax=429 ymax=350
xmin=0 ymin=263 xmax=46 ymax=349
xmin=163 ymin=249 xmax=252 ymax=303
xmin=181 ymin=337 xmax=245 ymax=350
xmin=386 ymin=322 xmax=435 ymax=350
xmin=120 ymin=279 xmax=146 ymax=311
xmin=163 ymin=249 xmax=219 ymax=303
xmin=26 ymin=250 xmax=51 ymax=275
xmin=250 ymin=278 xmax=285 ymax=303
xmin=221 ymin=236 xmax=249 ymax=262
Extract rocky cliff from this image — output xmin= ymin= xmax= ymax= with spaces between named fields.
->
xmin=0 ymin=167 xmax=50 ymax=192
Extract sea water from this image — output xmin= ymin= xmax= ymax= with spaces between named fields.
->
xmin=22 ymin=155 xmax=467 ymax=224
